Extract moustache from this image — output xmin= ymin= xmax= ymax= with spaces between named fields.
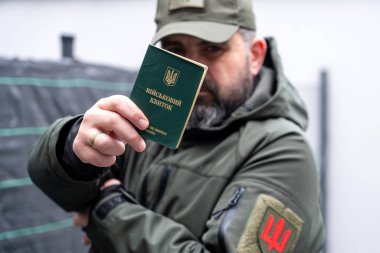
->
xmin=200 ymin=78 xmax=219 ymax=98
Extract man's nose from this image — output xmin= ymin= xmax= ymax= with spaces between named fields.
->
xmin=186 ymin=51 xmax=207 ymax=66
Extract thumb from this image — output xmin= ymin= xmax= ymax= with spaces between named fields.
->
xmin=100 ymin=179 xmax=121 ymax=190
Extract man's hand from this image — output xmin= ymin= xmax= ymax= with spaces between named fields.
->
xmin=73 ymin=209 xmax=91 ymax=246
xmin=73 ymin=179 xmax=122 ymax=246
xmin=73 ymin=95 xmax=149 ymax=167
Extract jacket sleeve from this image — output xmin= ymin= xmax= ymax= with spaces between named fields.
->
xmin=87 ymin=195 xmax=207 ymax=253
xmin=204 ymin=130 xmax=325 ymax=253
xmin=85 ymin=130 xmax=324 ymax=253
xmin=28 ymin=115 xmax=101 ymax=211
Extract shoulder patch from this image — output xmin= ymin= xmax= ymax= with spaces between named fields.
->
xmin=237 ymin=194 xmax=303 ymax=253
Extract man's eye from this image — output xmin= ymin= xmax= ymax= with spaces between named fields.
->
xmin=164 ymin=47 xmax=184 ymax=55
xmin=204 ymin=45 xmax=223 ymax=53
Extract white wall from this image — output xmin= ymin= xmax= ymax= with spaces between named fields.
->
xmin=0 ymin=0 xmax=157 ymax=69
xmin=1 ymin=0 xmax=380 ymax=252
xmin=258 ymin=3 xmax=380 ymax=252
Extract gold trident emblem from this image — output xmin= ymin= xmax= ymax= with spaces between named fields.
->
xmin=163 ymin=67 xmax=180 ymax=86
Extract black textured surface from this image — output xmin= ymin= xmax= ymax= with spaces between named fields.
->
xmin=0 ymin=58 xmax=137 ymax=253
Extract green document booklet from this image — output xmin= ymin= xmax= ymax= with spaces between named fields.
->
xmin=130 ymin=44 xmax=208 ymax=149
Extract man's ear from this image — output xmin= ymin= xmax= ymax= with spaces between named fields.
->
xmin=250 ymin=38 xmax=267 ymax=76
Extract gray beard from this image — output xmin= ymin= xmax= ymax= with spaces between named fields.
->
xmin=187 ymin=62 xmax=253 ymax=129
xmin=186 ymin=102 xmax=227 ymax=129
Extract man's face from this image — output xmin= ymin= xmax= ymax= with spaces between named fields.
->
xmin=161 ymin=33 xmax=254 ymax=128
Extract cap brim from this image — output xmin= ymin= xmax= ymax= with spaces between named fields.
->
xmin=152 ymin=21 xmax=239 ymax=44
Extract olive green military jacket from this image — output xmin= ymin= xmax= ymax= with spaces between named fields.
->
xmin=28 ymin=38 xmax=325 ymax=253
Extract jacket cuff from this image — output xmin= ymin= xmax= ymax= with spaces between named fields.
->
xmin=86 ymin=185 xmax=138 ymax=251
xmin=28 ymin=115 xmax=100 ymax=211
xmin=93 ymin=184 xmax=137 ymax=219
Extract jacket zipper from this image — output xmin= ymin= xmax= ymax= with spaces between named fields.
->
xmin=140 ymin=165 xmax=172 ymax=210
xmin=151 ymin=165 xmax=172 ymax=211
xmin=213 ymin=186 xmax=245 ymax=252
xmin=139 ymin=170 xmax=150 ymax=207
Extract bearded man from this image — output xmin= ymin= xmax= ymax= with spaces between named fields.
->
xmin=28 ymin=0 xmax=325 ymax=252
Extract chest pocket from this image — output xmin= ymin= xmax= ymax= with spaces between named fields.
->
xmin=136 ymin=163 xmax=228 ymax=238
xmin=139 ymin=164 xmax=172 ymax=211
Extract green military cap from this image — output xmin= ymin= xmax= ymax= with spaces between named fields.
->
xmin=152 ymin=0 xmax=256 ymax=44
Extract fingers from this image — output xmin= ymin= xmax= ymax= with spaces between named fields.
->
xmin=87 ymin=130 xmax=125 ymax=156
xmin=82 ymin=234 xmax=92 ymax=246
xmin=73 ymin=210 xmax=89 ymax=228
xmin=73 ymin=140 xmax=117 ymax=167
xmin=100 ymin=179 xmax=121 ymax=190
xmin=96 ymin=95 xmax=149 ymax=130
xmin=73 ymin=210 xmax=92 ymax=246
xmin=83 ymin=109 xmax=146 ymax=152
xmin=73 ymin=95 xmax=150 ymax=167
